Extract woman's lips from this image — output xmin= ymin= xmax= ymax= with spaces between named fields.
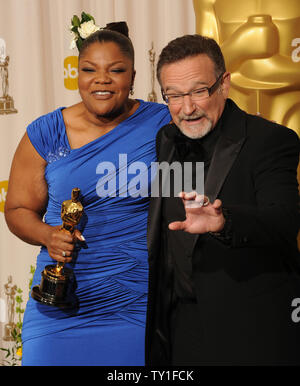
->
xmin=91 ymin=91 xmax=114 ymax=99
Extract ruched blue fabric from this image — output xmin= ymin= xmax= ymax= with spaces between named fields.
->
xmin=22 ymin=100 xmax=170 ymax=366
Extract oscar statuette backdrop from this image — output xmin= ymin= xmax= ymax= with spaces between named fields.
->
xmin=193 ymin=0 xmax=300 ymax=248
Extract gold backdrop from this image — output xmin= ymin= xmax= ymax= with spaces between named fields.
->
xmin=193 ymin=0 xmax=300 ymax=248
xmin=193 ymin=0 xmax=300 ymax=136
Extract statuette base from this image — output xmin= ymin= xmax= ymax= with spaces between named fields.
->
xmin=31 ymin=265 xmax=76 ymax=309
xmin=0 ymin=96 xmax=17 ymax=114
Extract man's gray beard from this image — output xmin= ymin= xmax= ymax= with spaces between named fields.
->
xmin=178 ymin=119 xmax=213 ymax=139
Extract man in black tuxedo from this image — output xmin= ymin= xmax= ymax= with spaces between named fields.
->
xmin=145 ymin=34 xmax=300 ymax=365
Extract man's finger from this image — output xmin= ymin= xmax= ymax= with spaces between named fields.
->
xmin=179 ymin=191 xmax=198 ymax=200
xmin=212 ymin=199 xmax=222 ymax=207
xmin=168 ymin=221 xmax=186 ymax=231
xmin=185 ymin=200 xmax=205 ymax=209
xmin=184 ymin=191 xmax=197 ymax=200
xmin=212 ymin=199 xmax=223 ymax=212
xmin=195 ymin=194 xmax=210 ymax=206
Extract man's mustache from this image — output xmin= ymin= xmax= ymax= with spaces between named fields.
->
xmin=179 ymin=113 xmax=206 ymax=121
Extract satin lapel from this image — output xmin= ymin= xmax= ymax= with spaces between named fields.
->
xmin=205 ymin=135 xmax=246 ymax=203
xmin=147 ymin=130 xmax=176 ymax=260
xmin=191 ymin=100 xmax=248 ymax=251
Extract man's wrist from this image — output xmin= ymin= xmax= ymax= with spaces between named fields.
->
xmin=209 ymin=208 xmax=232 ymax=245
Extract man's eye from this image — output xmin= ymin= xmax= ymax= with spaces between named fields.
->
xmin=168 ymin=94 xmax=181 ymax=100
xmin=193 ymin=89 xmax=206 ymax=96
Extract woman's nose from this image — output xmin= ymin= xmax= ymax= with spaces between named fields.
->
xmin=94 ymin=71 xmax=111 ymax=84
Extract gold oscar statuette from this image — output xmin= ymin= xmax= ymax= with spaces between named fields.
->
xmin=31 ymin=188 xmax=84 ymax=308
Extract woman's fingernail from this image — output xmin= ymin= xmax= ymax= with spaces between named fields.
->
xmin=80 ymin=235 xmax=85 ymax=241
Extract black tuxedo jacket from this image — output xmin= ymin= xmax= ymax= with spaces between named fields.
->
xmin=145 ymin=99 xmax=300 ymax=365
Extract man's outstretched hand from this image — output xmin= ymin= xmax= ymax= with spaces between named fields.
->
xmin=168 ymin=191 xmax=225 ymax=234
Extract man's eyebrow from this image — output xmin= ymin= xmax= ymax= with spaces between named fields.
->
xmin=165 ymin=81 xmax=208 ymax=93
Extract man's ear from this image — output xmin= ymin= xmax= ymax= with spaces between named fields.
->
xmin=221 ymin=71 xmax=231 ymax=99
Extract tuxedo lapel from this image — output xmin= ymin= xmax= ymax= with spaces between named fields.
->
xmin=205 ymin=136 xmax=246 ymax=203
xmin=147 ymin=128 xmax=176 ymax=259
xmin=190 ymin=99 xmax=248 ymax=251
xmin=205 ymin=100 xmax=247 ymax=202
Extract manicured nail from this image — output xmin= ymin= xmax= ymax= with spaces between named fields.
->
xmin=80 ymin=235 xmax=85 ymax=241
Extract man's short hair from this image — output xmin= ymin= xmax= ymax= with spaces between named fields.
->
xmin=157 ymin=34 xmax=226 ymax=85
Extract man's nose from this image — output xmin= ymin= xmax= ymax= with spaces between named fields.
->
xmin=181 ymin=95 xmax=196 ymax=115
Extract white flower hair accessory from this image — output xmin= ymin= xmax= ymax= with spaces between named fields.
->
xmin=69 ymin=12 xmax=100 ymax=51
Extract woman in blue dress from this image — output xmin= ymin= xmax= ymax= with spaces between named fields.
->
xmin=5 ymin=23 xmax=170 ymax=366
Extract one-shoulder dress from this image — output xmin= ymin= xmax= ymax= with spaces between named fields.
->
xmin=21 ymin=100 xmax=170 ymax=366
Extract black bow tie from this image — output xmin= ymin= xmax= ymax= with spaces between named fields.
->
xmin=173 ymin=132 xmax=205 ymax=161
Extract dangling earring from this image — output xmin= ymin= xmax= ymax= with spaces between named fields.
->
xmin=130 ymin=85 xmax=134 ymax=96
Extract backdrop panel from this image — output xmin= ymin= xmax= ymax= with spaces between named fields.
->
xmin=0 ymin=0 xmax=195 ymax=362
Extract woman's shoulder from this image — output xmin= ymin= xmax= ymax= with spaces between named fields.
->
xmin=26 ymin=107 xmax=68 ymax=162
xmin=137 ymin=99 xmax=168 ymax=113
xmin=27 ymin=107 xmax=66 ymax=132
xmin=135 ymin=99 xmax=171 ymax=124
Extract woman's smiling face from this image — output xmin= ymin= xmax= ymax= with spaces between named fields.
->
xmin=78 ymin=41 xmax=135 ymax=119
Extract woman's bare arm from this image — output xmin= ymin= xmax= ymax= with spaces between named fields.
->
xmin=4 ymin=133 xmax=78 ymax=263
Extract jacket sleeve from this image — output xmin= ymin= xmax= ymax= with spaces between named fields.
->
xmin=227 ymin=126 xmax=299 ymax=254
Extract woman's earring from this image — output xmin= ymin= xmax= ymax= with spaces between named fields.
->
xmin=130 ymin=85 xmax=134 ymax=96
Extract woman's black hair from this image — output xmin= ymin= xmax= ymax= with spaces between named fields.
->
xmin=78 ymin=21 xmax=134 ymax=66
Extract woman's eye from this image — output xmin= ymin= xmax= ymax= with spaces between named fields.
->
xmin=81 ymin=68 xmax=95 ymax=72
xmin=111 ymin=68 xmax=126 ymax=73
